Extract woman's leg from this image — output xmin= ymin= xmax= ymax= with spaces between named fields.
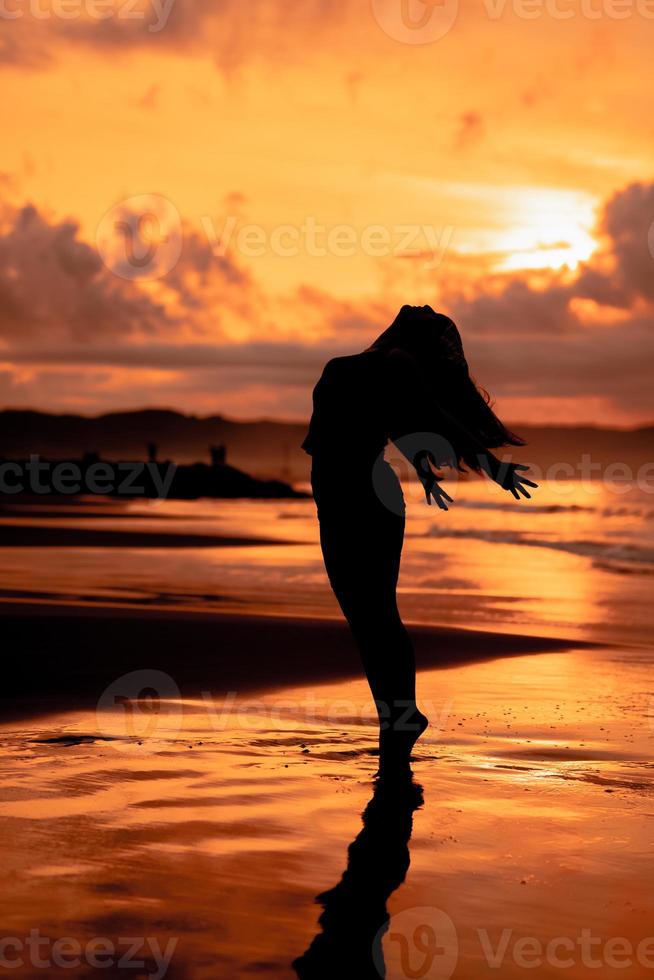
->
xmin=316 ymin=497 xmax=427 ymax=764
xmin=318 ymin=514 xmax=411 ymax=710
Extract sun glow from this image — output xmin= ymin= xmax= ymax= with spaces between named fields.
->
xmin=494 ymin=189 xmax=598 ymax=273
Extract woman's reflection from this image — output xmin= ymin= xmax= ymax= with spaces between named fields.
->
xmin=293 ymin=773 xmax=424 ymax=978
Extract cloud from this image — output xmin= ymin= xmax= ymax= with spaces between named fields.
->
xmin=1 ymin=181 xmax=653 ymax=422
xmin=598 ymin=182 xmax=654 ymax=304
xmin=447 ymin=181 xmax=654 ymax=335
xmin=450 ymin=278 xmax=577 ymax=335
xmin=4 ymin=341 xmax=333 ymax=376
xmin=459 ymin=317 xmax=654 ymax=411
xmin=430 ymin=182 xmax=654 ymax=419
xmin=0 ymin=203 xmax=170 ymax=342
xmin=0 ymin=0 xmax=350 ymax=73
xmin=0 ymin=199 xmax=256 ymax=345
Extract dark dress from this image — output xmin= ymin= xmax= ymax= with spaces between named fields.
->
xmin=301 ymin=350 xmax=413 ymax=711
xmin=301 ymin=347 xmax=483 ymax=717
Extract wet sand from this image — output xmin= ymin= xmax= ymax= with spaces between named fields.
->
xmin=1 ymin=640 xmax=653 ymax=979
xmin=0 ymin=604 xmax=581 ymax=722
xmin=1 ymin=488 xmax=653 ymax=977
xmin=0 ymin=525 xmax=301 ymax=548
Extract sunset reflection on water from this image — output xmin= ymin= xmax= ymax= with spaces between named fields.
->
xmin=1 ymin=478 xmax=651 ymax=645
xmin=1 ymin=478 xmax=653 ymax=977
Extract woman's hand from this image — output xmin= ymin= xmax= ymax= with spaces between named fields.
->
xmin=482 ymin=454 xmax=538 ymax=500
xmin=424 ymin=474 xmax=454 ymax=510
xmin=413 ymin=450 xmax=454 ymax=511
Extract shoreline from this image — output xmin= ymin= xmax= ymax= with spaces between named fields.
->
xmin=0 ymin=524 xmax=302 ymax=548
xmin=0 ymin=602 xmax=594 ymax=723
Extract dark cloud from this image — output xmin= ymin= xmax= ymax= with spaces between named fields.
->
xmin=461 ymin=318 xmax=654 ymax=414
xmin=599 ymin=182 xmax=654 ymax=304
xmin=0 ymin=199 xmax=257 ymax=346
xmin=1 ymin=0 xmax=348 ymax=73
xmin=0 ymin=203 xmax=169 ymax=341
xmin=451 ymin=278 xmax=577 ymax=335
xmin=4 ymin=341 xmax=335 ymax=375
xmin=1 ymin=181 xmax=653 ymax=421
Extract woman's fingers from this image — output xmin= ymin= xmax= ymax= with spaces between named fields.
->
xmin=512 ymin=464 xmax=539 ymax=489
xmin=429 ymin=488 xmax=448 ymax=510
xmin=440 ymin=486 xmax=454 ymax=502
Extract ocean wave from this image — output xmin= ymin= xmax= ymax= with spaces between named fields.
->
xmin=449 ymin=499 xmax=654 ymax=518
xmin=412 ymin=526 xmax=654 ymax=569
xmin=593 ymin=561 xmax=654 ymax=576
xmin=452 ymin=500 xmax=594 ymax=514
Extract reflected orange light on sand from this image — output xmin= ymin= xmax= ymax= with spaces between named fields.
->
xmin=2 ymin=642 xmax=653 ymax=977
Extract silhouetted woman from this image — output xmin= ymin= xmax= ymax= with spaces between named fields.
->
xmin=301 ymin=305 xmax=536 ymax=774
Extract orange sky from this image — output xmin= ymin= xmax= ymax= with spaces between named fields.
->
xmin=0 ymin=0 xmax=653 ymax=424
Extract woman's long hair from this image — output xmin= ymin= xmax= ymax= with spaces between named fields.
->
xmin=371 ymin=305 xmax=525 ymax=471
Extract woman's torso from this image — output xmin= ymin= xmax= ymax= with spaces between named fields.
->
xmin=301 ymin=349 xmax=390 ymax=467
xmin=303 ymin=349 xmax=406 ymax=518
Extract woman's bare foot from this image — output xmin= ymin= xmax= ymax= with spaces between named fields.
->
xmin=376 ymin=709 xmax=428 ymax=778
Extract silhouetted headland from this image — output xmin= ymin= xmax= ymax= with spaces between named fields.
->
xmin=0 ymin=443 xmax=308 ymax=501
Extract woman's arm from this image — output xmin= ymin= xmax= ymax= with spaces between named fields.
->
xmin=385 ymin=347 xmax=537 ymax=500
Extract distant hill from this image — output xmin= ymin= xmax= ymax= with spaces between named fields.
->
xmin=0 ymin=409 xmax=651 ymax=482
xmin=0 ymin=409 xmax=308 ymax=481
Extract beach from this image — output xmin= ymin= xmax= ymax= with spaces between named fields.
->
xmin=2 ymin=634 xmax=653 ymax=978
xmin=1 ymin=480 xmax=653 ymax=977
